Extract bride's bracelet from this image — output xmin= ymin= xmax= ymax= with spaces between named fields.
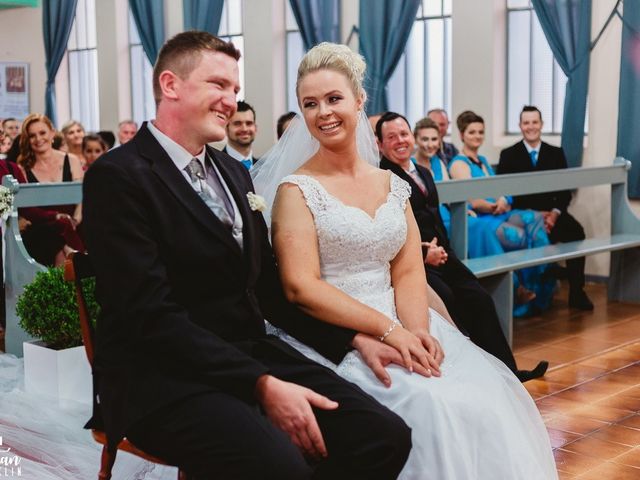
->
xmin=380 ymin=321 xmax=400 ymax=343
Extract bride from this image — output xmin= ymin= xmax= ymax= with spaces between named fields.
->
xmin=252 ymin=43 xmax=557 ymax=479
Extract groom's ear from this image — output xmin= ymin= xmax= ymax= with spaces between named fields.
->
xmin=158 ymin=70 xmax=180 ymax=101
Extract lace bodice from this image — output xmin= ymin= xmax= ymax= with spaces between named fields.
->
xmin=279 ymin=173 xmax=411 ymax=320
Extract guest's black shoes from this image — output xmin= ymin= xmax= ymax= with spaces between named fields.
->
xmin=569 ymin=289 xmax=594 ymax=311
xmin=516 ymin=361 xmax=549 ymax=383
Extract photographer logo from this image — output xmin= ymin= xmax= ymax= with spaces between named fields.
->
xmin=0 ymin=437 xmax=21 ymax=477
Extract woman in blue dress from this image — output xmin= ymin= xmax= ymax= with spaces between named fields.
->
xmin=448 ymin=111 xmax=554 ymax=316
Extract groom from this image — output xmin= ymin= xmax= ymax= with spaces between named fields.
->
xmin=82 ymin=31 xmax=410 ymax=479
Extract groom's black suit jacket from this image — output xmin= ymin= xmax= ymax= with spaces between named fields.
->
xmin=82 ymin=123 xmax=356 ymax=449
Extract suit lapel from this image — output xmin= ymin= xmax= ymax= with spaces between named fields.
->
xmin=137 ymin=125 xmax=242 ymax=256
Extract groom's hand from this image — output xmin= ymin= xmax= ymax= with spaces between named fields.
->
xmin=255 ymin=374 xmax=338 ymax=459
xmin=352 ymin=333 xmax=432 ymax=387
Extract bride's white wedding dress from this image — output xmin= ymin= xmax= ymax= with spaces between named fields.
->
xmin=269 ymin=173 xmax=558 ymax=480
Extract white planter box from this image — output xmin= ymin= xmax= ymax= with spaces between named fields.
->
xmin=23 ymin=341 xmax=92 ymax=405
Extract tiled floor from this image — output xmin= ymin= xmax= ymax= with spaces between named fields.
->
xmin=514 ymin=283 xmax=640 ymax=478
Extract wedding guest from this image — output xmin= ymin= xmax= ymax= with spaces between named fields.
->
xmin=277 ymin=111 xmax=296 ymax=139
xmin=413 ymin=117 xmax=449 ymax=181
xmin=98 ymin=130 xmax=116 ymax=149
xmin=2 ymin=118 xmax=20 ymax=140
xmin=223 ymin=100 xmax=259 ymax=169
xmin=449 ymin=111 xmax=554 ymax=316
xmin=498 ymin=106 xmax=593 ymax=311
xmin=377 ymin=111 xmax=548 ymax=382
xmin=81 ymin=30 xmax=411 ymax=479
xmin=61 ymin=120 xmax=86 ymax=167
xmin=427 ymin=108 xmax=457 ymax=164
xmin=18 ymin=114 xmax=84 ymax=231
xmin=117 ymin=120 xmax=137 ymax=145
xmin=82 ymin=134 xmax=107 ymax=169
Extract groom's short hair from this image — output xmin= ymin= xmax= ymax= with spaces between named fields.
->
xmin=153 ymin=31 xmax=241 ymax=105
xmin=375 ymin=112 xmax=412 ymax=142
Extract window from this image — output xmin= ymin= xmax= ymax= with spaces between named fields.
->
xmin=67 ymin=0 xmax=100 ymax=131
xmin=219 ymin=0 xmax=245 ymax=98
xmin=285 ymin=2 xmax=305 ymax=113
xmin=506 ymin=0 xmax=567 ymax=133
xmin=387 ymin=0 xmax=452 ymax=128
xmin=128 ymin=9 xmax=155 ymax=127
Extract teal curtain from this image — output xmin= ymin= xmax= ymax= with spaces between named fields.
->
xmin=129 ymin=0 xmax=165 ymax=65
xmin=42 ymin=0 xmax=77 ymax=126
xmin=289 ymin=0 xmax=340 ymax=50
xmin=617 ymin=1 xmax=640 ymax=198
xmin=183 ymin=0 xmax=224 ymax=34
xmin=359 ymin=0 xmax=420 ymax=114
xmin=532 ymin=0 xmax=592 ymax=168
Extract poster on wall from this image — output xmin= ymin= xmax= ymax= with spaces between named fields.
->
xmin=0 ymin=62 xmax=29 ymax=119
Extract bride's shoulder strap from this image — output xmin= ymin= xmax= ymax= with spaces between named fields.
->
xmin=278 ymin=174 xmax=329 ymax=217
xmin=389 ymin=173 xmax=412 ymax=209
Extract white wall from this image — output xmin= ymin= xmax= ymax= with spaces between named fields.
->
xmin=0 ymin=5 xmax=47 ymax=118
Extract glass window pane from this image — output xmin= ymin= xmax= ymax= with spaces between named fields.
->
xmin=286 ymin=31 xmax=304 ymax=112
xmin=422 ymin=0 xmax=442 ymax=17
xmin=553 ymin=61 xmax=567 ymax=132
xmin=285 ymin=0 xmax=297 ymax=30
xmin=531 ymin=15 xmax=554 ymax=132
xmin=443 ymin=0 xmax=451 ymax=16
xmin=386 ymin=52 xmax=406 ymax=116
xmin=405 ymin=21 xmax=424 ymax=125
xmin=86 ymin=0 xmax=97 ymax=48
xmin=228 ymin=0 xmax=243 ymax=35
xmin=219 ymin=1 xmax=229 ymax=36
xmin=507 ymin=0 xmax=531 ymax=7
xmin=507 ymin=10 xmax=531 ymax=132
xmin=426 ymin=18 xmax=444 ymax=113
xmin=76 ymin=0 xmax=87 ymax=49
xmin=444 ymin=16 xmax=452 ymax=117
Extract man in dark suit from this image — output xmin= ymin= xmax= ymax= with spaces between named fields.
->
xmin=82 ymin=32 xmax=410 ymax=479
xmin=375 ymin=112 xmax=548 ymax=382
xmin=498 ymin=106 xmax=593 ymax=310
xmin=222 ymin=100 xmax=259 ymax=170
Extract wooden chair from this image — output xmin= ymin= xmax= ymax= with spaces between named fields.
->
xmin=64 ymin=251 xmax=187 ymax=480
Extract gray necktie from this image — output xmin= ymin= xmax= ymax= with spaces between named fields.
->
xmin=185 ymin=158 xmax=234 ymax=227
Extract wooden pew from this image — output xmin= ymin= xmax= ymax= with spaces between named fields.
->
xmin=2 ymin=175 xmax=82 ymax=356
xmin=436 ymin=157 xmax=640 ymax=345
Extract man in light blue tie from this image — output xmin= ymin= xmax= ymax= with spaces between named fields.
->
xmin=498 ymin=106 xmax=593 ymax=311
xmin=223 ymin=100 xmax=258 ymax=169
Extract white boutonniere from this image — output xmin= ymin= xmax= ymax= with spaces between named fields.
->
xmin=0 ymin=185 xmax=14 ymax=219
xmin=246 ymin=192 xmax=267 ymax=212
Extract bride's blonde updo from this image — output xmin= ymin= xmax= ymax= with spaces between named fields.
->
xmin=296 ymin=42 xmax=367 ymax=103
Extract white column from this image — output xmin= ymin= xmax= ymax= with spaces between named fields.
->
xmin=242 ymin=0 xmax=286 ymax=155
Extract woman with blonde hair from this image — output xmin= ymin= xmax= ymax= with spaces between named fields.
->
xmin=252 ymin=42 xmax=556 ymax=479
xmin=61 ymin=120 xmax=86 ymax=167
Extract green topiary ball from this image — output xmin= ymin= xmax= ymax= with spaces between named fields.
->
xmin=16 ymin=267 xmax=99 ymax=350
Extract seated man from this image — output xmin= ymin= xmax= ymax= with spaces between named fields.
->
xmin=82 ymin=31 xmax=411 ymax=479
xmin=376 ymin=112 xmax=548 ymax=382
xmin=498 ymin=106 xmax=593 ymax=310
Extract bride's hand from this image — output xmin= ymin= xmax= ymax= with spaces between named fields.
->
xmin=383 ymin=325 xmax=441 ymax=376
xmin=411 ymin=329 xmax=444 ymax=367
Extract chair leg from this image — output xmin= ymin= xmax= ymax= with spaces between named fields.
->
xmin=98 ymin=445 xmax=116 ymax=480
xmin=178 ymin=470 xmax=187 ymax=480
